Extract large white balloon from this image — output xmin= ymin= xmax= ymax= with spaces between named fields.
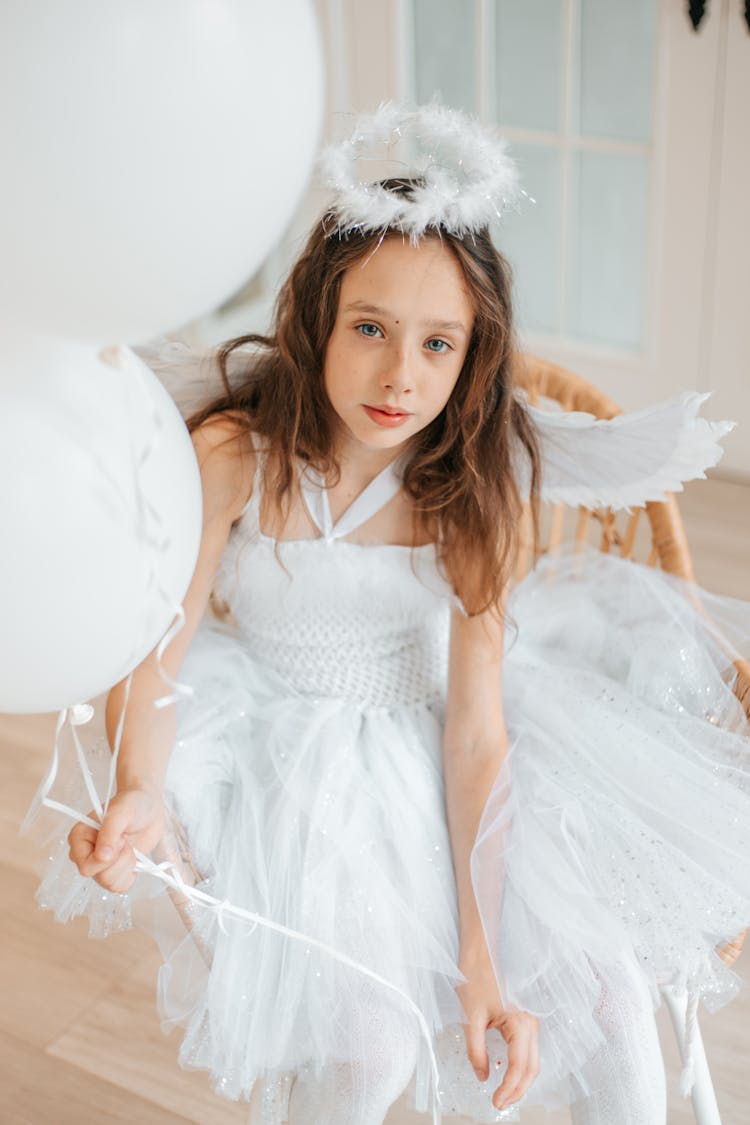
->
xmin=0 ymin=1 xmax=323 ymax=342
xmin=0 ymin=335 xmax=202 ymax=712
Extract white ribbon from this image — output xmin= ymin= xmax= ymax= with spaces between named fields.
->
xmin=120 ymin=350 xmax=194 ymax=711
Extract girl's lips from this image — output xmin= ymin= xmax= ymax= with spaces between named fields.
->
xmin=363 ymin=405 xmax=412 ymax=428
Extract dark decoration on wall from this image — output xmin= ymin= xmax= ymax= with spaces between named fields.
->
xmin=689 ymin=1 xmax=750 ymax=34
xmin=688 ymin=0 xmax=707 ymax=29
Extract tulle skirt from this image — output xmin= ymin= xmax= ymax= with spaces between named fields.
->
xmin=31 ymin=547 xmax=750 ymax=1122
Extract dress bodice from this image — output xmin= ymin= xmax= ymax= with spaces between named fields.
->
xmin=212 ymin=452 xmax=453 ymax=709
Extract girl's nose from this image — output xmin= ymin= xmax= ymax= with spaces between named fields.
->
xmin=381 ymin=347 xmax=412 ymax=395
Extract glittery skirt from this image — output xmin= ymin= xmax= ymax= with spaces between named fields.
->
xmin=30 ymin=546 xmax=750 ymax=1121
xmin=31 ymin=620 xmax=515 ymax=1123
xmin=475 ymin=547 xmax=750 ymax=1104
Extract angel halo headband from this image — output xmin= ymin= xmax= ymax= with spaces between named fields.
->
xmin=318 ymin=102 xmax=527 ymax=244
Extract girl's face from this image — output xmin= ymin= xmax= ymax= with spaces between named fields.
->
xmin=324 ymin=235 xmax=474 ymax=455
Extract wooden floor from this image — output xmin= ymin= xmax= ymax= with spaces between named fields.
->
xmin=1 ymin=477 xmax=749 ymax=1124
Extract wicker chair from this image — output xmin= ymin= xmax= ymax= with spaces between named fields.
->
xmin=514 ymin=353 xmax=749 ymax=1124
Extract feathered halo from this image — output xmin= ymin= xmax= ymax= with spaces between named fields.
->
xmin=318 ymin=102 xmax=527 ymax=243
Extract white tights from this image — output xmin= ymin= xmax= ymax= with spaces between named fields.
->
xmin=285 ymin=994 xmax=419 ymax=1125
xmin=282 ymin=961 xmax=666 ymax=1125
xmin=570 ymin=959 xmax=667 ymax=1125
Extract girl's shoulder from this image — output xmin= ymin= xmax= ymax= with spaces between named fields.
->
xmin=191 ymin=410 xmax=258 ymax=527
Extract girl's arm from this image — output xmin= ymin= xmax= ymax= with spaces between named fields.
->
xmin=444 ymin=599 xmax=539 ymax=1112
xmin=69 ymin=414 xmax=254 ymax=891
xmin=444 ymin=601 xmax=508 ymax=950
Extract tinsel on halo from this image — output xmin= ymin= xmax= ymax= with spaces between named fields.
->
xmin=318 ymin=102 xmax=526 ymax=243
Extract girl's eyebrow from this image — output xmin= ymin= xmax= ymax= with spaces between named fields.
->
xmin=342 ymin=300 xmax=468 ymax=335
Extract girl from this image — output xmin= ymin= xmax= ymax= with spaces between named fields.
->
xmin=31 ymin=106 xmax=750 ymax=1124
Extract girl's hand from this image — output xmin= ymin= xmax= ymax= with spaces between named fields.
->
xmin=67 ymin=786 xmax=165 ymax=894
xmin=458 ymin=943 xmax=540 ymax=1113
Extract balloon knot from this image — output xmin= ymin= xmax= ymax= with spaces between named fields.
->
xmin=98 ymin=345 xmax=128 ymax=369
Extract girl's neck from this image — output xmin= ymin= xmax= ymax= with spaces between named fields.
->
xmin=331 ymin=428 xmax=410 ymax=492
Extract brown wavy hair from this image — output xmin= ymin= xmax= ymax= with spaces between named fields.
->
xmin=187 ymin=180 xmax=541 ymax=615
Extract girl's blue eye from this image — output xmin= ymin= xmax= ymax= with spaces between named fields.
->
xmin=425 ymin=338 xmax=450 ymax=353
xmin=357 ymin=323 xmax=382 ymax=338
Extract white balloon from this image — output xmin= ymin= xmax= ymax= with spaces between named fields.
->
xmin=0 ymin=335 xmax=202 ymax=712
xmin=0 ymin=0 xmax=323 ymax=342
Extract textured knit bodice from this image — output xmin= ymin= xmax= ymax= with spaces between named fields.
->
xmin=213 ymin=454 xmax=453 ymax=709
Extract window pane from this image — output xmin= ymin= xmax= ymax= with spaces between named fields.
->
xmin=571 ymin=150 xmax=649 ymax=348
xmin=578 ymin=0 xmax=657 ymax=142
xmin=413 ymin=0 xmax=476 ymax=112
xmin=494 ymin=143 xmax=562 ymax=335
xmin=495 ymin=0 xmax=563 ymax=132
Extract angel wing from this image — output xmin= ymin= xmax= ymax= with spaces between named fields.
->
xmin=132 ymin=336 xmax=259 ymax=420
xmin=514 ymin=391 xmax=735 ymax=510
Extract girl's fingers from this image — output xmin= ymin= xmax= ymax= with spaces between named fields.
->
xmin=77 ymin=806 xmax=135 ymax=877
xmin=463 ymin=1016 xmax=489 ymax=1080
xmin=493 ymin=1018 xmax=537 ymax=1110
xmin=94 ymin=803 xmax=136 ymax=863
xmin=67 ymin=791 xmax=162 ymax=881
xmin=68 ymin=821 xmax=98 ymax=871
xmin=502 ymin=1029 xmax=539 ymax=1108
xmin=493 ymin=1044 xmax=528 ymax=1110
xmin=77 ymin=839 xmax=123 ymax=879
xmin=93 ymin=843 xmax=137 ymax=894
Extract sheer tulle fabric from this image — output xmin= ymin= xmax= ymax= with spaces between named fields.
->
xmin=31 ymin=527 xmax=750 ymax=1121
xmin=474 ymin=549 xmax=750 ymax=1105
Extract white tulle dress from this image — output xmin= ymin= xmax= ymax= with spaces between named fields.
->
xmin=28 ymin=384 xmax=750 ymax=1125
